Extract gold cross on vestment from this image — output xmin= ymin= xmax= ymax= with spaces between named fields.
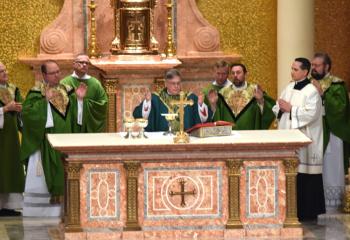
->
xmin=170 ymin=91 xmax=194 ymax=143
xmin=169 ymin=178 xmax=196 ymax=207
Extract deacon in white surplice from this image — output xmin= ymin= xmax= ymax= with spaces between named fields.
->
xmin=273 ymin=58 xmax=325 ymax=221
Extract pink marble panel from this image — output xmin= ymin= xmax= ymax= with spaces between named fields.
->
xmin=248 ymin=168 xmax=276 ymax=216
xmin=280 ymin=227 xmax=303 ymax=237
xmin=139 ymin=161 xmax=227 ymax=229
xmin=86 ymin=232 xmax=122 ymax=240
xmin=122 ymin=231 xmax=144 ymax=240
xmin=80 ymin=164 xmax=126 ymax=228
xmin=89 ymin=172 xmax=117 ymax=218
xmin=123 ymin=85 xmax=150 ymax=120
xmin=65 ymin=232 xmax=87 ymax=240
xmin=224 ymin=229 xmax=246 ymax=238
xmin=245 ymin=228 xmax=281 ymax=237
xmin=240 ymin=161 xmax=286 ymax=225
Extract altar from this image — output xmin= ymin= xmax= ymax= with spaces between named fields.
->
xmin=48 ymin=130 xmax=310 ymax=239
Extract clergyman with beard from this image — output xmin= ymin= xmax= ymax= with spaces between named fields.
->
xmin=310 ymin=52 xmax=350 ymax=213
xmin=207 ymin=63 xmax=275 ymax=130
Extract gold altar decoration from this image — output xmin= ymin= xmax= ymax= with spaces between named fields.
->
xmin=165 ymin=0 xmax=176 ymax=58
xmin=343 ymin=187 xmax=350 ymax=213
xmin=88 ymin=0 xmax=98 ymax=58
xmin=124 ymin=161 xmax=141 ymax=230
xmin=283 ymin=158 xmax=301 ymax=227
xmin=343 ymin=172 xmax=350 ymax=213
xmin=226 ymin=159 xmax=243 ymax=229
xmin=110 ymin=0 xmax=159 ymax=54
xmin=64 ymin=162 xmax=83 ymax=232
xmin=170 ymin=91 xmax=193 ymax=144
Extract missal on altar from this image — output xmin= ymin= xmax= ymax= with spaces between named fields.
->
xmin=186 ymin=121 xmax=233 ymax=138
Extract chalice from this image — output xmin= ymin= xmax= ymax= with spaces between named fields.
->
xmin=135 ymin=118 xmax=148 ymax=139
xmin=123 ymin=117 xmax=135 ymax=139
xmin=161 ymin=113 xmax=178 ymax=136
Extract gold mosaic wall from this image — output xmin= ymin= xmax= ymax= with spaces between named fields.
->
xmin=197 ymin=0 xmax=278 ymax=98
xmin=315 ymin=0 xmax=350 ymax=90
xmin=0 ymin=0 xmax=63 ymax=96
xmin=0 ymin=0 xmax=278 ymax=98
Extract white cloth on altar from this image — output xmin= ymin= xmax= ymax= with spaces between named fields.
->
xmin=323 ymin=132 xmax=345 ymax=211
xmin=272 ymin=82 xmax=323 ymax=174
xmin=23 ymin=103 xmax=61 ymax=217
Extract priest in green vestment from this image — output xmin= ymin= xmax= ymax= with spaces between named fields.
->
xmin=209 ymin=63 xmax=275 ymax=130
xmin=201 ymin=60 xmax=232 ymax=106
xmin=0 ymin=62 xmax=24 ymax=216
xmin=61 ymin=54 xmax=108 ymax=133
xmin=311 ymin=52 xmax=350 ymax=212
xmin=20 ymin=60 xmax=78 ymax=217
xmin=133 ymin=69 xmax=211 ymax=132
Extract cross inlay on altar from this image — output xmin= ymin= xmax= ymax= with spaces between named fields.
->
xmin=170 ymin=91 xmax=193 ymax=143
xmin=169 ymin=178 xmax=196 ymax=207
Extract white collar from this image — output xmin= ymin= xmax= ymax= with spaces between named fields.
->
xmin=231 ymin=81 xmax=247 ymax=90
xmin=0 ymin=83 xmax=6 ymax=89
xmin=213 ymin=79 xmax=232 ymax=87
xmin=71 ymin=71 xmax=91 ymax=80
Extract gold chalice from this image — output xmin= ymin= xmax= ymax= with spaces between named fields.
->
xmin=123 ymin=117 xmax=135 ymax=139
xmin=135 ymin=118 xmax=148 ymax=139
xmin=161 ymin=113 xmax=178 ymax=136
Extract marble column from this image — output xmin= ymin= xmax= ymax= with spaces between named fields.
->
xmin=277 ymin=0 xmax=314 ymax=95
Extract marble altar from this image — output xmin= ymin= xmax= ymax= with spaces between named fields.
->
xmin=48 ymin=130 xmax=310 ymax=239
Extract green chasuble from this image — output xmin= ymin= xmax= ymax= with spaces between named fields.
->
xmin=313 ymin=74 xmax=350 ymax=171
xmin=61 ymin=75 xmax=108 ymax=133
xmin=0 ymin=83 xmax=25 ymax=193
xmin=213 ymin=82 xmax=275 ymax=130
xmin=20 ymin=83 xmax=76 ymax=196
xmin=202 ymin=80 xmax=232 ymax=106
xmin=133 ymin=88 xmax=207 ymax=132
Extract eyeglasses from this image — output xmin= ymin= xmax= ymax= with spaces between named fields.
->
xmin=46 ymin=70 xmax=60 ymax=75
xmin=75 ymin=61 xmax=90 ymax=65
xmin=0 ymin=69 xmax=6 ymax=74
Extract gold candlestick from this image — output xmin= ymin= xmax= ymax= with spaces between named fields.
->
xmin=170 ymin=91 xmax=193 ymax=143
xmin=165 ymin=0 xmax=176 ymax=58
xmin=88 ymin=0 xmax=98 ymax=59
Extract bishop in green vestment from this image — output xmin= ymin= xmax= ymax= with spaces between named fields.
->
xmin=61 ymin=54 xmax=108 ymax=133
xmin=133 ymin=69 xmax=210 ymax=132
xmin=311 ymin=53 xmax=350 ymax=211
xmin=210 ymin=63 xmax=275 ymax=130
xmin=20 ymin=61 xmax=77 ymax=217
xmin=0 ymin=62 xmax=24 ymax=216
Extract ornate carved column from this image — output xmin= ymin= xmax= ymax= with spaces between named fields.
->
xmin=123 ymin=161 xmax=141 ymax=231
xmin=64 ymin=162 xmax=83 ymax=232
xmin=226 ymin=159 xmax=243 ymax=229
xmin=283 ymin=158 xmax=301 ymax=227
xmin=103 ymin=79 xmax=118 ymax=132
